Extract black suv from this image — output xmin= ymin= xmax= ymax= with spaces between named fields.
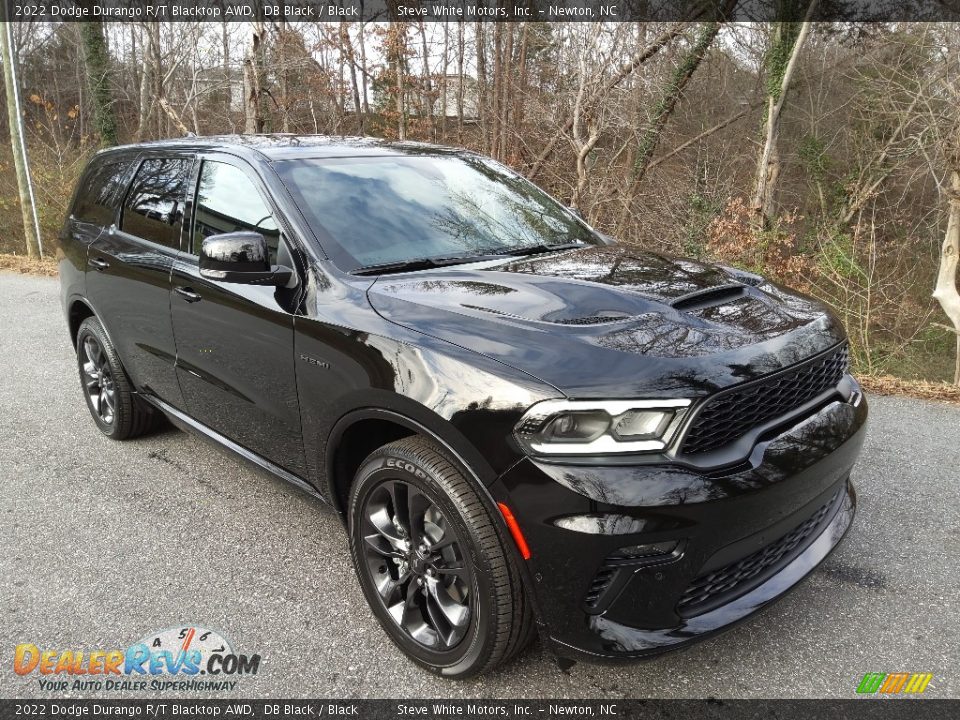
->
xmin=60 ymin=136 xmax=867 ymax=678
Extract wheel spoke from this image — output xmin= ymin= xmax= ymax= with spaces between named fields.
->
xmin=101 ymin=388 xmax=115 ymax=421
xmin=407 ymin=489 xmax=431 ymax=548
xmin=425 ymin=581 xmax=468 ymax=647
xmin=363 ymin=532 xmax=403 ymax=559
xmin=385 ymin=481 xmax=412 ymax=539
xmin=82 ymin=337 xmax=97 ymax=365
xmin=368 ymin=503 xmax=407 ymax=552
xmin=428 ymin=534 xmax=456 ymax=552
xmin=82 ymin=359 xmax=99 ymax=382
xmin=432 ymin=564 xmax=467 ymax=580
xmin=426 ymin=579 xmax=469 ymax=629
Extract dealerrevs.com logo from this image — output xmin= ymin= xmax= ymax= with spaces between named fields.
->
xmin=13 ymin=626 xmax=260 ymax=692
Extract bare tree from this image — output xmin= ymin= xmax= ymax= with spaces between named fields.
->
xmin=934 ymin=164 xmax=960 ymax=384
xmin=750 ymin=1 xmax=818 ymax=228
xmin=0 ymin=16 xmax=42 ymax=257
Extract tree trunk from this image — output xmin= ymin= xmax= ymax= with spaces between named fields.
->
xmin=751 ymin=4 xmax=818 ymax=228
xmin=222 ymin=20 xmax=231 ymax=120
xmin=514 ymin=23 xmax=529 ymax=158
xmin=631 ymin=21 xmax=721 ymax=183
xmin=358 ymin=21 xmax=370 ymax=116
xmin=243 ymin=22 xmax=266 ymax=134
xmin=476 ymin=22 xmax=488 ymax=154
xmin=0 ymin=17 xmax=42 ymax=257
xmin=499 ymin=25 xmax=513 ymax=161
xmin=80 ymin=20 xmax=119 ymax=146
xmin=134 ymin=25 xmax=151 ymax=141
xmin=456 ymin=22 xmax=465 ymax=144
xmin=439 ymin=23 xmax=449 ymax=142
xmin=149 ymin=23 xmax=163 ymax=136
xmin=933 ymin=169 xmax=960 ymax=385
xmin=342 ymin=23 xmax=364 ymax=134
xmin=418 ymin=20 xmax=434 ymax=138
xmin=278 ymin=21 xmax=290 ymax=133
xmin=491 ymin=24 xmax=502 ymax=158
xmin=390 ymin=25 xmax=407 ymax=141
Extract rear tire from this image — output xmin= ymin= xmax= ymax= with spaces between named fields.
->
xmin=76 ymin=316 xmax=156 ymax=440
xmin=348 ymin=436 xmax=534 ymax=678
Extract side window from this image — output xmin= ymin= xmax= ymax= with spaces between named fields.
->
xmin=120 ymin=158 xmax=191 ymax=248
xmin=192 ymin=161 xmax=281 ymax=263
xmin=72 ymin=160 xmax=130 ymax=226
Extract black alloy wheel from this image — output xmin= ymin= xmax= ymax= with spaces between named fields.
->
xmin=80 ymin=334 xmax=117 ymax=426
xmin=75 ymin=316 xmax=156 ymax=440
xmin=348 ymin=437 xmax=534 ymax=678
xmin=359 ymin=478 xmax=473 ymax=650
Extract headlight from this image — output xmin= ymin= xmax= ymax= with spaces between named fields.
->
xmin=514 ymin=399 xmax=691 ymax=455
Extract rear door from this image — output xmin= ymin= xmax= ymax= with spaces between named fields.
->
xmin=170 ymin=154 xmax=307 ymax=475
xmin=62 ymin=157 xmax=134 ymax=311
xmin=85 ymin=154 xmax=193 ymax=408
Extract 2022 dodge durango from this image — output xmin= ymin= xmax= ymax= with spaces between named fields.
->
xmin=60 ymin=135 xmax=867 ymax=678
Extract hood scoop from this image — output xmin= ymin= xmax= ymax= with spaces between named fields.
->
xmin=669 ymin=284 xmax=748 ymax=312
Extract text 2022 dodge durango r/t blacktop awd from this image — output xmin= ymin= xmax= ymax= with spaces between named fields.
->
xmin=59 ymin=136 xmax=867 ymax=678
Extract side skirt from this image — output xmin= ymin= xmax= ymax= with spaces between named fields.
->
xmin=139 ymin=393 xmax=328 ymax=504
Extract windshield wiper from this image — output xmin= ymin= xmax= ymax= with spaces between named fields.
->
xmin=489 ymin=241 xmax=585 ymax=257
xmin=353 ymin=253 xmax=501 ymax=276
xmin=353 ymin=242 xmax=584 ymax=275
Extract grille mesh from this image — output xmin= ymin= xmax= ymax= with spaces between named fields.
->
xmin=680 ymin=344 xmax=848 ymax=455
xmin=677 ymin=489 xmax=841 ymax=617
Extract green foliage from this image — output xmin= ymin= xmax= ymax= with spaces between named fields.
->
xmin=764 ymin=2 xmax=809 ymax=101
xmin=816 ymin=228 xmax=867 ymax=283
xmin=682 ymin=192 xmax=724 ymax=258
xmin=798 ymin=133 xmax=828 ymax=182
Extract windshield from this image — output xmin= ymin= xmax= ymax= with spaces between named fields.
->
xmin=274 ymin=154 xmax=601 ymax=271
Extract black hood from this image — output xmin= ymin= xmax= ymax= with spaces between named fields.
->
xmin=367 ymin=246 xmax=846 ymax=398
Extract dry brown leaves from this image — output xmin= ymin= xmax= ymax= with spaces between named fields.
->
xmin=859 ymin=374 xmax=960 ymax=405
xmin=0 ymin=253 xmax=59 ymax=277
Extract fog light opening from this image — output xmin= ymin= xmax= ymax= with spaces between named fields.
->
xmin=609 ymin=540 xmax=679 ymax=561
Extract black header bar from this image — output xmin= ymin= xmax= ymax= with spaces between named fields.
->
xmin=4 ymin=0 xmax=960 ymax=22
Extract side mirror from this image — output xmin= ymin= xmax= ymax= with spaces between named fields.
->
xmin=199 ymin=231 xmax=292 ymax=286
xmin=567 ymin=206 xmax=584 ymax=220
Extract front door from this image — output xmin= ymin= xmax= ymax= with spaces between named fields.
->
xmin=170 ymin=156 xmax=306 ymax=476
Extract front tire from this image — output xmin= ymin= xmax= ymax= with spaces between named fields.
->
xmin=76 ymin=316 xmax=155 ymax=440
xmin=348 ymin=436 xmax=534 ymax=678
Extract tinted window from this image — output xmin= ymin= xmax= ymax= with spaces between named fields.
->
xmin=120 ymin=158 xmax=191 ymax=248
xmin=73 ymin=160 xmax=129 ymax=226
xmin=274 ymin=155 xmax=598 ymax=270
xmin=191 ymin=161 xmax=280 ymax=262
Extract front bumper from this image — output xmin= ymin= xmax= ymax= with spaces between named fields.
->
xmin=492 ymin=387 xmax=868 ymax=661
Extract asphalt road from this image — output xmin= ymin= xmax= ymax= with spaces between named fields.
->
xmin=1 ymin=271 xmax=958 ymax=700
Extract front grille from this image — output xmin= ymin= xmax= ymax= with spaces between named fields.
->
xmin=677 ymin=489 xmax=842 ymax=617
xmin=680 ymin=344 xmax=848 ymax=455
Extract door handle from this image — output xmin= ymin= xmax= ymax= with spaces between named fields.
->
xmin=174 ymin=286 xmax=202 ymax=303
xmin=88 ymin=257 xmax=110 ymax=271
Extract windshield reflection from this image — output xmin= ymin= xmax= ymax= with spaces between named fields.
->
xmin=275 ymin=154 xmax=599 ymax=269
